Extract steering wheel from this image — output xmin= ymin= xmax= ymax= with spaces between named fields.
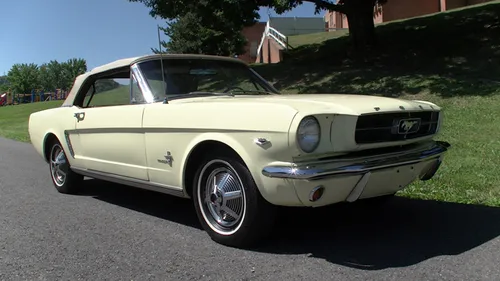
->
xmin=223 ymin=86 xmax=245 ymax=93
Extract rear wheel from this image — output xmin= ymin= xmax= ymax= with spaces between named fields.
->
xmin=193 ymin=154 xmax=276 ymax=248
xmin=48 ymin=139 xmax=83 ymax=194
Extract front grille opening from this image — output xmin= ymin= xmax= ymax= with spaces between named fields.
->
xmin=355 ymin=111 xmax=439 ymax=144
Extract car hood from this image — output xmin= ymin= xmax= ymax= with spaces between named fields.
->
xmin=171 ymin=94 xmax=440 ymax=115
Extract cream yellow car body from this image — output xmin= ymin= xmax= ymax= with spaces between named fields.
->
xmin=30 ymin=99 xmax=447 ymax=205
xmin=28 ymin=54 xmax=449 ymax=215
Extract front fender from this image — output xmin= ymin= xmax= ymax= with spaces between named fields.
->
xmin=180 ymin=132 xmax=302 ymax=206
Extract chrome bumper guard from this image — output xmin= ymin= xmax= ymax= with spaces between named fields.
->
xmin=262 ymin=141 xmax=451 ymax=180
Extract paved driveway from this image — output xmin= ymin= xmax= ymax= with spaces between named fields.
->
xmin=1 ymin=137 xmax=499 ymax=280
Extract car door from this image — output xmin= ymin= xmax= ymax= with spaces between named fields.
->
xmin=73 ymin=73 xmax=149 ymax=181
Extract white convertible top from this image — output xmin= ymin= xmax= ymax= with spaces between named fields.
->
xmin=62 ymin=53 xmax=245 ymax=106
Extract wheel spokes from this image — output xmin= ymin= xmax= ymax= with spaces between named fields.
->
xmin=223 ymin=190 xmax=242 ymax=201
xmin=50 ymin=145 xmax=67 ymax=186
xmin=221 ymin=205 xmax=240 ymax=221
xmin=201 ymin=164 xmax=246 ymax=233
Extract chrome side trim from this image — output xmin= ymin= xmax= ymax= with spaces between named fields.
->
xmin=71 ymin=167 xmax=188 ymax=198
xmin=262 ymin=140 xmax=451 ymax=180
xmin=63 ymin=130 xmax=75 ymax=158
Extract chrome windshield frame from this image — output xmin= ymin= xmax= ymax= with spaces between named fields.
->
xmin=131 ymin=57 xmax=280 ymax=104
xmin=130 ymin=63 xmax=156 ymax=103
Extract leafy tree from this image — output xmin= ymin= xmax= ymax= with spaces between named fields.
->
xmin=38 ymin=64 xmax=53 ymax=92
xmin=130 ymin=0 xmax=259 ymax=56
xmin=44 ymin=60 xmax=66 ymax=90
xmin=37 ymin=58 xmax=87 ymax=91
xmin=130 ymin=0 xmax=386 ymax=52
xmin=155 ymin=12 xmax=247 ymax=55
xmin=5 ymin=58 xmax=87 ymax=95
xmin=62 ymin=58 xmax=87 ymax=89
xmin=0 ymin=76 xmax=9 ymax=92
xmin=7 ymin=63 xmax=40 ymax=94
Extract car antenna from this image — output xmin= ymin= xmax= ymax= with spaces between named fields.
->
xmin=157 ymin=24 xmax=168 ymax=104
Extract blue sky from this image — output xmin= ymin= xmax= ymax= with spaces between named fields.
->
xmin=0 ymin=0 xmax=322 ymax=75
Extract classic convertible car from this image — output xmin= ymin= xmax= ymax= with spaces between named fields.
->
xmin=29 ymin=54 xmax=450 ymax=247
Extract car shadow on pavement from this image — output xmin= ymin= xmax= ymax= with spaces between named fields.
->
xmin=76 ymin=179 xmax=500 ymax=270
xmin=255 ymin=196 xmax=500 ymax=270
xmin=77 ymin=178 xmax=202 ymax=230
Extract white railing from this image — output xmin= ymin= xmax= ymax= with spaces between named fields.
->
xmin=256 ymin=21 xmax=289 ymax=61
xmin=268 ymin=27 xmax=288 ymax=49
xmin=256 ymin=21 xmax=269 ymax=58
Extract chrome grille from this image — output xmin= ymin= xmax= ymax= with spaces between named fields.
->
xmin=355 ymin=111 xmax=439 ymax=144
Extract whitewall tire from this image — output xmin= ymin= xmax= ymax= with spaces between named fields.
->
xmin=193 ymin=154 xmax=276 ymax=248
xmin=48 ymin=139 xmax=83 ymax=194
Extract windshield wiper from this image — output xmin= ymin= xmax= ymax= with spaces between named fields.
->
xmin=228 ymin=90 xmax=276 ymax=95
xmin=164 ymin=91 xmax=234 ymax=102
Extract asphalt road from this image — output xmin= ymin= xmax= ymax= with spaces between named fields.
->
xmin=1 ymin=137 xmax=500 ymax=280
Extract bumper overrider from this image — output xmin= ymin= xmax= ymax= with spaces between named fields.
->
xmin=262 ymin=140 xmax=451 ymax=181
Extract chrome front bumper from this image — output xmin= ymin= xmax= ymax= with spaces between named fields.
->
xmin=262 ymin=140 xmax=451 ymax=181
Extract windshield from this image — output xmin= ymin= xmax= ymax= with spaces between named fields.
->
xmin=136 ymin=58 xmax=279 ymax=101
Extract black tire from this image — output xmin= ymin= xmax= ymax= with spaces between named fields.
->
xmin=48 ymin=139 xmax=83 ymax=194
xmin=192 ymin=153 xmax=277 ymax=248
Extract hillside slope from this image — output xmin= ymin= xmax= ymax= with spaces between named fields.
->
xmin=254 ymin=1 xmax=500 ymax=98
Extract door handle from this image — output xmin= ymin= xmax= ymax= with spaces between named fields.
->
xmin=74 ymin=112 xmax=85 ymax=122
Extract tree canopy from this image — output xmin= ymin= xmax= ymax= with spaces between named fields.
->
xmin=153 ymin=12 xmax=248 ymax=55
xmin=5 ymin=58 xmax=87 ymax=94
xmin=131 ymin=0 xmax=387 ymax=54
xmin=0 ymin=76 xmax=9 ymax=92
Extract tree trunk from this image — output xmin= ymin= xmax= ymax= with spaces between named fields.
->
xmin=345 ymin=0 xmax=377 ymax=51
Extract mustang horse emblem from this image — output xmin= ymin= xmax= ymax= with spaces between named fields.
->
xmin=398 ymin=118 xmax=421 ymax=134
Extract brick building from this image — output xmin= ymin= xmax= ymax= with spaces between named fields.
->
xmin=238 ymin=17 xmax=326 ymax=64
xmin=238 ymin=0 xmax=495 ymax=64
xmin=238 ymin=22 xmax=267 ymax=64
xmin=325 ymin=0 xmax=494 ymax=30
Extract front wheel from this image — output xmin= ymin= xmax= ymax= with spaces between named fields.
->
xmin=193 ymin=155 xmax=276 ymax=248
xmin=48 ymin=139 xmax=83 ymax=194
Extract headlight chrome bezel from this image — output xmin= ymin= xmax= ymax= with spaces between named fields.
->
xmin=296 ymin=116 xmax=321 ymax=153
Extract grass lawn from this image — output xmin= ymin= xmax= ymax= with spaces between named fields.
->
xmin=0 ymin=100 xmax=63 ymax=142
xmin=252 ymin=1 xmax=500 ymax=206
xmin=397 ymin=93 xmax=500 ymax=207
xmin=0 ymin=86 xmax=128 ymax=142
xmin=287 ymin=29 xmax=349 ymax=47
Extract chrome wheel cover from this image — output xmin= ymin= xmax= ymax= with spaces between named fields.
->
xmin=197 ymin=160 xmax=246 ymax=235
xmin=50 ymin=144 xmax=68 ymax=187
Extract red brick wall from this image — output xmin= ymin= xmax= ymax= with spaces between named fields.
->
xmin=254 ymin=36 xmax=285 ymax=64
xmin=324 ymin=0 xmax=495 ymax=31
xmin=269 ymin=38 xmax=284 ymax=63
xmin=325 ymin=5 xmax=384 ymax=30
xmin=261 ymin=37 xmax=270 ymax=63
xmin=382 ymin=0 xmax=440 ymax=22
xmin=324 ymin=11 xmax=348 ymax=29
xmin=445 ymin=0 xmax=467 ymax=10
xmin=239 ymin=22 xmax=266 ymax=64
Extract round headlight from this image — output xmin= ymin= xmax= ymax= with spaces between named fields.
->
xmin=296 ymin=116 xmax=320 ymax=153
